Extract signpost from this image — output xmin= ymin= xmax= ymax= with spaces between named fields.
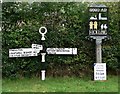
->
xmin=9 ymin=26 xmax=78 ymax=80
xmin=88 ymin=4 xmax=109 ymax=81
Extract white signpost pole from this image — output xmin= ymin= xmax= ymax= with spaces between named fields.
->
xmin=41 ymin=53 xmax=46 ymax=80
xmin=39 ymin=27 xmax=78 ymax=80
xmin=39 ymin=26 xmax=47 ymax=81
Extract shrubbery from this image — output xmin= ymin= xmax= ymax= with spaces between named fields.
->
xmin=2 ymin=2 xmax=119 ymax=78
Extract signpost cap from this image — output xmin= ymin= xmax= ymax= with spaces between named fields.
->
xmin=39 ymin=26 xmax=47 ymax=35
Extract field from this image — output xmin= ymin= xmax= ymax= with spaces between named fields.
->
xmin=2 ymin=75 xmax=118 ymax=92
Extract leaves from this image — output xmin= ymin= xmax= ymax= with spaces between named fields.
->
xmin=2 ymin=2 xmax=119 ymax=78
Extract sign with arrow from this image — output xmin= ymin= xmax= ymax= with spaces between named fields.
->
xmin=46 ymin=48 xmax=77 ymax=55
xmin=32 ymin=44 xmax=43 ymax=50
xmin=9 ymin=48 xmax=40 ymax=57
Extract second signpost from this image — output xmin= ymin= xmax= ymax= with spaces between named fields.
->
xmin=88 ymin=4 xmax=109 ymax=80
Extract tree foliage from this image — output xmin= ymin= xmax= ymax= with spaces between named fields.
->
xmin=2 ymin=2 xmax=119 ymax=78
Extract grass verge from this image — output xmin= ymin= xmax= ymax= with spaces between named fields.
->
xmin=2 ymin=75 xmax=118 ymax=92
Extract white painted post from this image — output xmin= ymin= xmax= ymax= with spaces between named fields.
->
xmin=41 ymin=53 xmax=46 ymax=80
xmin=39 ymin=27 xmax=47 ymax=80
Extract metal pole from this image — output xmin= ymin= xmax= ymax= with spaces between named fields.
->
xmin=96 ymin=39 xmax=102 ymax=63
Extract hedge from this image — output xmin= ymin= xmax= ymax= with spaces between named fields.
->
xmin=2 ymin=2 xmax=120 ymax=78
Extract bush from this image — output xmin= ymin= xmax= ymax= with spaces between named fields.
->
xmin=2 ymin=2 xmax=120 ymax=78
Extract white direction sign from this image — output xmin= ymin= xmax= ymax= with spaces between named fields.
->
xmin=94 ymin=63 xmax=106 ymax=80
xmin=32 ymin=44 xmax=43 ymax=50
xmin=9 ymin=48 xmax=40 ymax=57
xmin=46 ymin=48 xmax=77 ymax=55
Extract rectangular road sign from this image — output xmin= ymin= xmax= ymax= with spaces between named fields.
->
xmin=32 ymin=44 xmax=43 ymax=50
xmin=94 ymin=63 xmax=106 ymax=80
xmin=9 ymin=48 xmax=40 ymax=57
xmin=46 ymin=48 xmax=77 ymax=55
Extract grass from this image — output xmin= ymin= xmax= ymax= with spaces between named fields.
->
xmin=0 ymin=79 xmax=1 ymax=94
xmin=2 ymin=75 xmax=118 ymax=92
